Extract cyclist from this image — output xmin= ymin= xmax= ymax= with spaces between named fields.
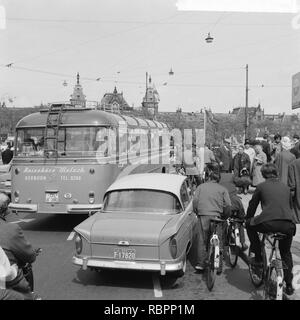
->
xmin=0 ymin=193 xmax=37 ymax=299
xmin=178 ymin=144 xmax=201 ymax=187
xmin=245 ymin=163 xmax=296 ymax=296
xmin=193 ymin=163 xmax=231 ymax=272
xmin=219 ymin=172 xmax=248 ymax=251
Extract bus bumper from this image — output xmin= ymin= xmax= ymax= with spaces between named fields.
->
xmin=8 ymin=203 xmax=38 ymax=213
xmin=8 ymin=203 xmax=102 ymax=214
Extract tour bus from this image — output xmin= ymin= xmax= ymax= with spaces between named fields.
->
xmin=9 ymin=102 xmax=171 ymax=215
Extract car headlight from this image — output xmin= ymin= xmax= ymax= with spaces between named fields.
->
xmin=75 ymin=233 xmax=82 ymax=255
xmin=169 ymin=237 xmax=177 ymax=259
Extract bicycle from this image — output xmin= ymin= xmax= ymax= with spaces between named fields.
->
xmin=248 ymin=232 xmax=286 ymax=300
xmin=226 ymin=216 xmax=244 ymax=268
xmin=206 ymin=217 xmax=225 ymax=291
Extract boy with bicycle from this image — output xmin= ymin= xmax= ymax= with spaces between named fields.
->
xmin=192 ymin=163 xmax=231 ymax=272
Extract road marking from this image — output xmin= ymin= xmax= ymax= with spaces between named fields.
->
xmin=152 ymin=274 xmax=163 ymax=298
xmin=9 ymin=218 xmax=35 ymax=224
xmin=67 ymin=231 xmax=75 ymax=241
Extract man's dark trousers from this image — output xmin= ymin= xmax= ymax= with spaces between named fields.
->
xmin=246 ymin=220 xmax=295 ymax=285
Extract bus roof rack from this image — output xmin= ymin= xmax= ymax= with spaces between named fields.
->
xmin=40 ymin=101 xmax=99 ymax=113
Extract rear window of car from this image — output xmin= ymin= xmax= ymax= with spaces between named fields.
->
xmin=103 ymin=189 xmax=182 ymax=214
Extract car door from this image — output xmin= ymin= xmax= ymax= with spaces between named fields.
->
xmin=177 ymin=180 xmax=196 ymax=256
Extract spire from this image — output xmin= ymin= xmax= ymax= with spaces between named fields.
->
xmin=113 ymin=86 xmax=118 ymax=94
xmin=77 ymin=72 xmax=80 ymax=85
xmin=149 ymin=75 xmax=152 ymax=84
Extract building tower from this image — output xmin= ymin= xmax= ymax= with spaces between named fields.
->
xmin=70 ymin=72 xmax=86 ymax=107
xmin=142 ymin=74 xmax=159 ymax=118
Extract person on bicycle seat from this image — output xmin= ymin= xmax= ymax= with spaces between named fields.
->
xmin=193 ymin=163 xmax=231 ymax=272
xmin=178 ymin=144 xmax=201 ymax=187
xmin=0 ymin=193 xmax=37 ymax=299
xmin=219 ymin=172 xmax=248 ymax=251
xmin=245 ymin=163 xmax=296 ymax=296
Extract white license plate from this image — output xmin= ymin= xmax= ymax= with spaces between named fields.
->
xmin=113 ymin=248 xmax=136 ymax=260
xmin=45 ymin=193 xmax=59 ymax=203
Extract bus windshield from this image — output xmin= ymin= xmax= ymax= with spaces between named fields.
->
xmin=15 ymin=126 xmax=115 ymax=158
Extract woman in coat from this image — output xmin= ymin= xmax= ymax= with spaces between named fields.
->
xmin=252 ymin=144 xmax=267 ymax=187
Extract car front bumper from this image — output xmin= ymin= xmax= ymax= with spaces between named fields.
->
xmin=72 ymin=255 xmax=184 ymax=276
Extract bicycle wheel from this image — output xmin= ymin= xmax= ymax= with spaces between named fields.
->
xmin=206 ymin=244 xmax=217 ymax=291
xmin=248 ymin=250 xmax=264 ymax=288
xmin=227 ymin=227 xmax=239 ymax=268
xmin=264 ymin=262 xmax=284 ymax=300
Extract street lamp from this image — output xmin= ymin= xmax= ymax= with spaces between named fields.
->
xmin=205 ymin=32 xmax=214 ymax=43
xmin=169 ymin=68 xmax=174 ymax=76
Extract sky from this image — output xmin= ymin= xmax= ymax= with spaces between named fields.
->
xmin=1 ymin=0 xmax=300 ymax=114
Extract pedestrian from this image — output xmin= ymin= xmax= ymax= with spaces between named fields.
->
xmin=288 ymin=157 xmax=300 ymax=224
xmin=245 ymin=163 xmax=296 ymax=296
xmin=192 ymin=163 xmax=231 ymax=272
xmin=232 ymin=145 xmax=251 ymax=194
xmin=1 ymin=143 xmax=13 ymax=165
xmin=215 ymin=138 xmax=233 ymax=173
xmin=274 ymin=136 xmax=295 ymax=185
xmin=271 ymin=134 xmax=282 ymax=162
xmin=261 ymin=133 xmax=271 ymax=163
xmin=252 ymin=143 xmax=267 ymax=187
xmin=290 ymin=134 xmax=300 ymax=159
xmin=244 ymin=139 xmax=255 ymax=171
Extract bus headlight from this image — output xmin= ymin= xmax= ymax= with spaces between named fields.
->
xmin=89 ymin=192 xmax=95 ymax=204
xmin=169 ymin=237 xmax=177 ymax=259
xmin=14 ymin=191 xmax=20 ymax=203
xmin=75 ymin=233 xmax=82 ymax=255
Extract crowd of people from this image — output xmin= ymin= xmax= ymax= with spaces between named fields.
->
xmin=186 ymin=132 xmax=300 ymax=297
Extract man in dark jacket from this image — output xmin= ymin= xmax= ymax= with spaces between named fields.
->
xmin=245 ymin=163 xmax=296 ymax=296
xmin=0 ymin=193 xmax=37 ymax=299
xmin=260 ymin=134 xmax=271 ymax=163
xmin=215 ymin=139 xmax=233 ymax=173
xmin=1 ymin=143 xmax=13 ymax=165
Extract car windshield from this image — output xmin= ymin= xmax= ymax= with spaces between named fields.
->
xmin=103 ymin=189 xmax=182 ymax=214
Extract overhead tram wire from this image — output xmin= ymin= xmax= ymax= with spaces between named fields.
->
xmin=6 ymin=13 xmax=181 ymax=66
xmin=6 ymin=17 xmax=292 ymax=26
xmin=1 ymin=63 xmax=290 ymax=89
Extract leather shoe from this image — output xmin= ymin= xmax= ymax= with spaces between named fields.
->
xmin=241 ymin=243 xmax=248 ymax=251
xmin=195 ymin=264 xmax=205 ymax=273
xmin=285 ymin=284 xmax=295 ymax=296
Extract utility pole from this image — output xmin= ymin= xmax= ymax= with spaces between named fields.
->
xmin=245 ymin=64 xmax=249 ymax=139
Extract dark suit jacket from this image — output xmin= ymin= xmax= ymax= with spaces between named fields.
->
xmin=261 ymin=140 xmax=271 ymax=162
xmin=246 ymin=178 xmax=295 ymax=225
xmin=215 ymin=144 xmax=232 ymax=172
xmin=1 ymin=149 xmax=13 ymax=165
xmin=0 ymin=219 xmax=36 ymax=266
xmin=290 ymin=141 xmax=300 ymax=159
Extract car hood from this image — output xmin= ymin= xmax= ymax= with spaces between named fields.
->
xmin=87 ymin=212 xmax=175 ymax=245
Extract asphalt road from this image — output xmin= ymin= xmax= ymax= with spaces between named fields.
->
xmin=5 ymin=193 xmax=300 ymax=300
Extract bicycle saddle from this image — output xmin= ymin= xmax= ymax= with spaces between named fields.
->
xmin=210 ymin=217 xmax=224 ymax=223
xmin=267 ymin=232 xmax=287 ymax=240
